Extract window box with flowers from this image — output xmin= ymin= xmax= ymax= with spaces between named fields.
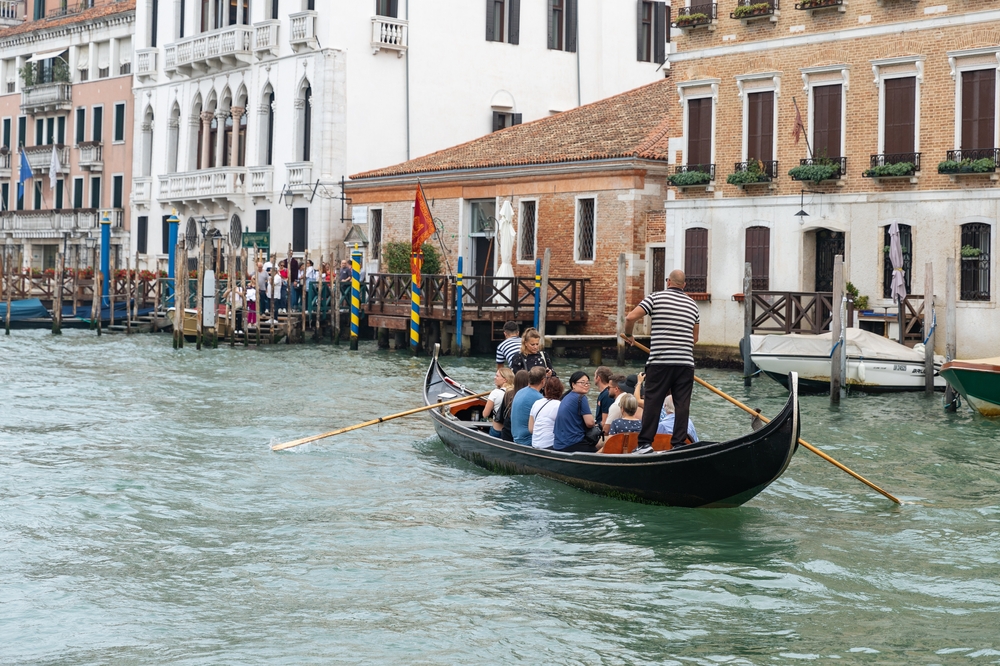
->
xmin=727 ymin=159 xmax=778 ymax=189
xmin=794 ymin=0 xmax=846 ymax=13
xmin=938 ymin=152 xmax=1000 ymax=181
xmin=730 ymin=0 xmax=779 ymax=23
xmin=671 ymin=4 xmax=718 ymax=31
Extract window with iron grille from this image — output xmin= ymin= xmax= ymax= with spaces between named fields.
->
xmin=370 ymin=208 xmax=383 ymax=260
xmin=99 ymin=67 xmax=110 ymax=79
xmin=684 ymin=228 xmax=708 ymax=292
xmin=575 ymin=197 xmax=595 ymax=262
xmin=119 ymin=62 xmax=131 ymax=76
xmin=960 ymin=223 xmax=991 ymax=301
xmin=518 ymin=200 xmax=536 ymax=262
xmin=745 ymin=226 xmax=770 ymax=290
xmin=882 ymin=224 xmax=912 ymax=299
xmin=5 ymin=82 xmax=14 ymax=93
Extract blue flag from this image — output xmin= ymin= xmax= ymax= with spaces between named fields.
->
xmin=17 ymin=149 xmax=31 ymax=200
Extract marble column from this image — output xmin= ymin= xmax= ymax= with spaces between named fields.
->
xmin=229 ymin=106 xmax=244 ymax=167
xmin=214 ymin=111 xmax=227 ymax=168
xmin=199 ymin=111 xmax=214 ymax=170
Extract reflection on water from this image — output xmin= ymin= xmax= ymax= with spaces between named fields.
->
xmin=1 ymin=331 xmax=999 ymax=664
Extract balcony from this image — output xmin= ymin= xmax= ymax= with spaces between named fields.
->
xmin=158 ymin=167 xmax=247 ymax=204
xmin=164 ymin=25 xmax=253 ymax=76
xmin=23 ymin=144 xmax=70 ymax=174
xmin=794 ymin=0 xmax=846 ymax=14
xmin=788 ymin=157 xmax=846 ymax=184
xmin=133 ymin=177 xmax=152 ymax=206
xmin=77 ymin=141 xmax=103 ymax=171
xmin=248 ymin=166 xmax=274 ymax=200
xmin=285 ymin=162 xmax=314 ymax=194
xmin=669 ymin=164 xmax=715 ymax=190
xmin=671 ymin=4 xmax=717 ymax=31
xmin=371 ymin=16 xmax=408 ymax=56
xmin=0 ymin=151 xmax=10 ymax=178
xmin=727 ymin=160 xmax=778 ymax=188
xmin=21 ymin=82 xmax=73 ymax=115
xmin=135 ymin=48 xmax=158 ymax=80
xmin=0 ymin=0 xmax=24 ymax=27
xmin=289 ymin=11 xmax=319 ymax=51
xmin=730 ymin=0 xmax=779 ymax=23
xmin=938 ymin=149 xmax=1000 ymax=180
xmin=0 ymin=209 xmax=106 ymax=238
xmin=253 ymin=20 xmax=280 ymax=58
xmin=863 ymin=153 xmax=920 ymax=182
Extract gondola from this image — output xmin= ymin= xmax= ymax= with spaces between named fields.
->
xmin=423 ymin=346 xmax=801 ymax=508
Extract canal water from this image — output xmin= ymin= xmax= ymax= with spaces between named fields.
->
xmin=2 ymin=331 xmax=999 ymax=664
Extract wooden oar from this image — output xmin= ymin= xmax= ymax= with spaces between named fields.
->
xmin=271 ymin=391 xmax=491 ymax=452
xmin=621 ymin=335 xmax=901 ymax=504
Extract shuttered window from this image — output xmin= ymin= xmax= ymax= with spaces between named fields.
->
xmin=961 ymin=69 xmax=995 ymax=151
xmin=548 ymin=0 xmax=577 ymax=52
xmin=812 ymin=84 xmax=842 ymax=159
xmin=486 ymin=0 xmax=519 ymax=43
xmin=884 ymin=77 xmax=916 ymax=155
xmin=745 ymin=226 xmax=770 ymax=291
xmin=684 ymin=228 xmax=708 ymax=293
xmin=747 ymin=91 xmax=774 ymax=163
xmin=687 ymin=97 xmax=713 ymax=167
xmin=636 ymin=2 xmax=667 ymax=63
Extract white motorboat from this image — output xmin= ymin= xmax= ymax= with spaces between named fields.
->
xmin=750 ymin=328 xmax=946 ymax=393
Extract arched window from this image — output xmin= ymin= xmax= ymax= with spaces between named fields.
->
xmin=302 ymin=85 xmax=312 ymax=161
xmin=684 ymin=227 xmax=708 ymax=293
xmin=209 ymin=115 xmax=219 ymax=167
xmin=223 ymin=113 xmax=233 ymax=166
xmin=882 ymin=224 xmax=912 ymax=299
xmin=960 ymin=223 xmax=991 ymax=301
xmin=266 ymin=91 xmax=274 ymax=165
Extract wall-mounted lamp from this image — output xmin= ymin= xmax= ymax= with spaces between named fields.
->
xmin=794 ymin=189 xmax=809 ymax=223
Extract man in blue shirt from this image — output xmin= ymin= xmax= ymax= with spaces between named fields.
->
xmin=511 ymin=366 xmax=546 ymax=445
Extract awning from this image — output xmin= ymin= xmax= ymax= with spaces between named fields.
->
xmin=28 ymin=49 xmax=67 ymax=63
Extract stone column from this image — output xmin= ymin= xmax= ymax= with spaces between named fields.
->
xmin=229 ymin=106 xmax=244 ymax=167
xmin=141 ymin=121 xmax=153 ymax=177
xmin=199 ymin=111 xmax=214 ymax=170
xmin=167 ymin=117 xmax=180 ymax=173
xmin=214 ymin=111 xmax=228 ymax=168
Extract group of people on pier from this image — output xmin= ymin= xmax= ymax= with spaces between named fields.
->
xmin=484 ymin=271 xmax=701 ymax=455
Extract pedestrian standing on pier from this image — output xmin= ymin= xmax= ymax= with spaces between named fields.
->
xmin=246 ymin=281 xmax=257 ymax=326
xmin=496 ymin=321 xmax=521 ymax=369
xmin=306 ymin=260 xmax=319 ymax=312
xmin=623 ymin=269 xmax=700 ymax=454
xmin=338 ymin=260 xmax=351 ymax=304
xmin=258 ymin=262 xmax=271 ymax=315
xmin=289 ymin=256 xmax=301 ymax=311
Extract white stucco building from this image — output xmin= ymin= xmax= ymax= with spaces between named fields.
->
xmin=130 ymin=0 xmax=671 ymax=266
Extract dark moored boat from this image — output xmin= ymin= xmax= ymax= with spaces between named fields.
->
xmin=424 ymin=347 xmax=801 ymax=508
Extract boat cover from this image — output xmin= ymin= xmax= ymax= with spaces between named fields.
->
xmin=949 ymin=357 xmax=1000 ymax=366
xmin=0 ymin=298 xmax=51 ymax=321
xmin=751 ymin=328 xmax=943 ymax=363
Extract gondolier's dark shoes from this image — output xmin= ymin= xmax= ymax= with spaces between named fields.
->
xmin=633 ymin=445 xmax=654 ymax=455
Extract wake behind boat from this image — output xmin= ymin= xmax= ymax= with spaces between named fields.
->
xmin=750 ymin=328 xmax=946 ymax=393
xmin=423 ymin=346 xmax=801 ymax=508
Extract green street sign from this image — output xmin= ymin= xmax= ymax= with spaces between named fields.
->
xmin=242 ymin=231 xmax=270 ymax=251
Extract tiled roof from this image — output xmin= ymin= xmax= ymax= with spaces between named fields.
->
xmin=0 ymin=0 xmax=135 ymax=40
xmin=351 ymin=78 xmax=673 ymax=180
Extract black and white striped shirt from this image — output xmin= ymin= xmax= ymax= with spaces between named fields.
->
xmin=496 ymin=336 xmax=522 ymax=366
xmin=639 ymin=288 xmax=700 ymax=366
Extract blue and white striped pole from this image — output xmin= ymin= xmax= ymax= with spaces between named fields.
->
xmin=455 ymin=256 xmax=463 ymax=355
xmin=350 ymin=245 xmax=361 ymax=350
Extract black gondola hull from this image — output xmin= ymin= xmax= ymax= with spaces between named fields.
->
xmin=425 ymin=351 xmax=800 ymax=508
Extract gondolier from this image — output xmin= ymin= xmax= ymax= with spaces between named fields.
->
xmin=623 ymin=269 xmax=700 ymax=453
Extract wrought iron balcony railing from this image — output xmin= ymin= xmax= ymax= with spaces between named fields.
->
xmin=730 ymin=0 xmax=779 ymax=20
xmin=794 ymin=0 xmax=844 ymax=10
xmin=675 ymin=163 xmax=715 ymax=177
xmin=939 ymin=149 xmax=1000 ymax=174
xmin=671 ymin=4 xmax=717 ymax=28
xmin=732 ymin=160 xmax=778 ymax=181
xmin=789 ymin=156 xmax=846 ymax=181
xmin=863 ymin=153 xmax=920 ymax=178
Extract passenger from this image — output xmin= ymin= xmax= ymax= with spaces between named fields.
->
xmin=528 ymin=376 xmax=564 ymax=450
xmin=495 ymin=321 xmax=522 ymax=370
xmin=601 ymin=373 xmax=627 ymax=434
xmin=512 ymin=366 xmax=547 ymax=446
xmin=501 ymin=370 xmax=530 ymax=442
xmin=593 ymin=366 xmax=614 ymax=430
xmin=552 ymin=371 xmax=599 ymax=453
xmin=608 ymin=393 xmax=643 ymax=436
xmin=484 ymin=367 xmax=515 ymax=438
xmin=657 ymin=396 xmax=700 ymax=443
xmin=509 ymin=327 xmax=555 ymax=377
xmin=245 ymin=280 xmax=257 ymax=326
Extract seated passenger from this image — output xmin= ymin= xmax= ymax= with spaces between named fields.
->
xmin=528 ymin=376 xmax=564 ymax=449
xmin=608 ymin=393 xmax=643 ymax=436
xmin=502 ymin=370 xmax=530 ymax=442
xmin=509 ymin=327 xmax=555 ymax=377
xmin=484 ymin=367 xmax=515 ymax=438
xmin=512 ymin=366 xmax=547 ymax=446
xmin=657 ymin=396 xmax=699 ymax=443
xmin=552 ymin=371 xmax=599 ymax=453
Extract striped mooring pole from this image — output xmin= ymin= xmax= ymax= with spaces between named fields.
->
xmin=350 ymin=245 xmax=361 ymax=350
xmin=410 ymin=254 xmax=421 ymax=355
xmin=533 ymin=257 xmax=541 ymax=330
xmin=455 ymin=256 xmax=464 ymax=355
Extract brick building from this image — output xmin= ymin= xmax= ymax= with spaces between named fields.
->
xmin=344 ymin=80 xmax=676 ymax=341
xmin=0 ymin=0 xmax=135 ymax=272
xmin=665 ymin=0 xmax=1000 ymax=357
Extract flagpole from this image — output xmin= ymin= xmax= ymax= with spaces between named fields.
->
xmin=791 ymin=97 xmax=813 ymax=159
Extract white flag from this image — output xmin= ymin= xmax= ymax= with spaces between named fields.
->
xmin=49 ymin=145 xmax=61 ymax=191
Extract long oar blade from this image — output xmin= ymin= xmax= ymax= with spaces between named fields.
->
xmin=271 ymin=391 xmax=491 ymax=452
xmin=620 ymin=334 xmax=901 ymax=504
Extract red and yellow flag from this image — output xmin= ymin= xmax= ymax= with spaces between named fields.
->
xmin=411 ymin=183 xmax=435 ymax=284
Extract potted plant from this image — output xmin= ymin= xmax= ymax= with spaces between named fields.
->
xmin=669 ymin=170 xmax=714 ymax=187
xmin=726 ymin=159 xmax=770 ymax=185
xmin=18 ymin=62 xmax=35 ymax=88
xmin=674 ymin=12 xmax=709 ymax=26
xmin=845 ymin=281 xmax=869 ymax=311
xmin=863 ymin=161 xmax=916 ymax=178
xmin=788 ymin=161 xmax=841 ymax=183
xmin=960 ymin=244 xmax=982 ymax=259
xmin=733 ymin=2 xmax=772 ymax=18
xmin=938 ymin=158 xmax=996 ymax=174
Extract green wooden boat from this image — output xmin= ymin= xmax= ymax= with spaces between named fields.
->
xmin=940 ymin=358 xmax=1000 ymax=417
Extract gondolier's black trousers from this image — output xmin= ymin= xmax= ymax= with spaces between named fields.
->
xmin=638 ymin=364 xmax=695 ymax=449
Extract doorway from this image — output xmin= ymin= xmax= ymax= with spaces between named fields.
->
xmin=814 ymin=229 xmax=844 ymax=292
xmin=468 ymin=199 xmax=496 ymax=277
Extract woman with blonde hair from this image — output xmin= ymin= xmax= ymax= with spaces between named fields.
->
xmin=484 ymin=367 xmax=515 ymax=438
xmin=509 ymin=327 xmax=555 ymax=376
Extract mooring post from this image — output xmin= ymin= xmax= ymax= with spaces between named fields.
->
xmin=533 ymin=257 xmax=541 ymax=330
xmin=924 ymin=261 xmax=935 ymax=395
xmin=743 ymin=262 xmax=753 ymax=386
xmin=53 ymin=251 xmax=64 ymax=335
xmin=945 ymin=257 xmax=957 ymax=411
xmin=455 ymin=256 xmax=464 ymax=356
xmin=1 ymin=250 xmax=7 ymax=336
xmin=173 ymin=239 xmax=184 ymax=349
xmin=350 ymin=245 xmax=361 ymax=351
xmin=617 ymin=252 xmax=626 ymax=366
xmin=831 ymin=255 xmax=844 ymax=404
xmin=538 ymin=248 xmax=551 ymax=348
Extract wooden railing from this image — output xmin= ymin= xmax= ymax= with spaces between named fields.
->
xmin=749 ymin=291 xmax=854 ymax=335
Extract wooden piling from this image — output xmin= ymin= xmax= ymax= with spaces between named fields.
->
xmin=830 ymin=255 xmax=844 ymax=404
xmin=924 ymin=261 xmax=935 ymax=395
xmin=152 ymin=259 xmax=161 ymax=333
xmin=616 ymin=252 xmax=626 ymax=366
xmin=196 ymin=238 xmax=204 ymax=350
xmin=285 ymin=244 xmax=293 ymax=345
xmin=945 ymin=256 xmax=957 ymax=411
xmin=743 ymin=262 xmax=753 ymax=386
xmin=125 ymin=256 xmax=132 ymax=334
xmin=333 ymin=267 xmax=341 ymax=345
xmin=53 ymin=252 xmax=64 ymax=335
xmin=2 ymin=250 xmax=9 ymax=336
xmin=109 ymin=265 xmax=115 ymax=330
xmin=90 ymin=247 xmax=99 ymax=332
xmin=302 ymin=249 xmax=309 ymax=340
xmin=538 ymin=248 xmax=551 ymax=347
xmin=95 ymin=270 xmax=103 ymax=336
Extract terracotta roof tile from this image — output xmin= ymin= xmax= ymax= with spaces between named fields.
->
xmin=351 ymin=78 xmax=674 ymax=180
xmin=0 ymin=0 xmax=134 ymax=40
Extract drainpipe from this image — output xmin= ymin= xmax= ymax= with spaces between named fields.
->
xmin=575 ymin=12 xmax=581 ymax=107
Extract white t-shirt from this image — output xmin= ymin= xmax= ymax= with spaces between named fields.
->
xmin=246 ymin=286 xmax=257 ymax=303
xmin=529 ymin=398 xmax=560 ymax=449
xmin=605 ymin=392 xmax=627 ymax=425
xmin=486 ymin=387 xmax=506 ymax=421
